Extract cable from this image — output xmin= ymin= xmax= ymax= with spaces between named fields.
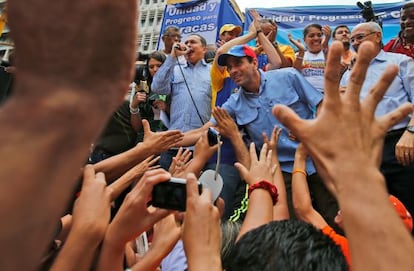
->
xmin=175 ymin=55 xmax=206 ymax=125
xmin=174 ymin=52 xmax=221 ymax=179
xmin=214 ymin=134 xmax=221 ymax=181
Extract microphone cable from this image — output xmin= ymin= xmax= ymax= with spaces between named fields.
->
xmin=174 ymin=48 xmax=222 ymax=180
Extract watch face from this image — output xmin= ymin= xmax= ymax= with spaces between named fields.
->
xmin=407 ymin=126 xmax=414 ymax=133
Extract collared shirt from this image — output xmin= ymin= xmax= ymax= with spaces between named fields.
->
xmin=212 ymin=68 xmax=323 ymax=174
xmin=384 ymin=37 xmax=414 ymax=59
xmin=341 ymin=50 xmax=414 ymax=131
xmin=151 ymin=55 xmax=212 ymax=132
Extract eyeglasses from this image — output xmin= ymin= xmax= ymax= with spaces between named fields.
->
xmin=350 ymin=32 xmax=377 ymax=43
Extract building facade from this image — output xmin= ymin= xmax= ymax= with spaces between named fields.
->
xmin=138 ymin=0 xmax=166 ymax=54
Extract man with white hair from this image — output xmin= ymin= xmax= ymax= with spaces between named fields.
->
xmin=341 ymin=22 xmax=414 ymax=231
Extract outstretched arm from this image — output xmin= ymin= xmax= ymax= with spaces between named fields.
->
xmin=291 ymin=144 xmax=327 ymax=229
xmin=212 ymin=107 xmax=250 ymax=167
xmin=96 ymin=169 xmax=172 ymax=271
xmin=182 ymin=173 xmax=222 ymax=271
xmin=262 ymin=126 xmax=289 ymax=220
xmin=235 ymin=143 xmax=276 ymax=240
xmin=50 ymin=166 xmax=112 ymax=271
xmin=321 ymin=25 xmax=331 ymax=53
xmin=250 ymin=10 xmax=282 ymax=70
xmin=0 ymin=1 xmax=137 ymax=270
xmin=288 ymin=33 xmax=306 ymax=71
xmin=213 ymin=20 xmax=256 ymax=77
xmin=273 ymin=40 xmax=414 ymax=271
xmin=93 ymin=119 xmax=183 ymax=182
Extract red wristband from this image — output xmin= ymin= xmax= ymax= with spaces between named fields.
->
xmin=248 ymin=180 xmax=278 ymax=205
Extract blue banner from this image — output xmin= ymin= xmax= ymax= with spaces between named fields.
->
xmin=244 ymin=2 xmax=404 ymax=47
xmin=159 ymin=0 xmax=243 ymax=49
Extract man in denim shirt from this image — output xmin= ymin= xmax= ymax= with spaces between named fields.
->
xmin=341 ymin=22 xmax=414 ymax=232
xmin=152 ymin=34 xmax=211 ymax=169
xmin=181 ymin=44 xmax=338 ymax=228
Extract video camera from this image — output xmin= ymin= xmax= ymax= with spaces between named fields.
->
xmin=134 ymin=64 xmax=148 ymax=83
xmin=356 ymin=1 xmax=384 ymax=28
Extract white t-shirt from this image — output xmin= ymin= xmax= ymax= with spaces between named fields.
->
xmin=301 ymin=50 xmax=326 ymax=93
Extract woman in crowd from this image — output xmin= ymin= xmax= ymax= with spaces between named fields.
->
xmin=130 ymin=51 xmax=170 ymax=142
xmin=288 ymin=23 xmax=331 ymax=92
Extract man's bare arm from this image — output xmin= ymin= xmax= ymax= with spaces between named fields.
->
xmin=273 ymin=41 xmax=414 ymax=271
xmin=0 ymin=1 xmax=137 ymax=270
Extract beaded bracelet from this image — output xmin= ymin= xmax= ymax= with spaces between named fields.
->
xmin=248 ymin=180 xmax=279 ymax=205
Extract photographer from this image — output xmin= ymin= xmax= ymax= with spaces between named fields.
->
xmin=130 ymin=51 xmax=170 ymax=143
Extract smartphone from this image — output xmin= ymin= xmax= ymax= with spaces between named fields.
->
xmin=151 ymin=177 xmax=202 ymax=211
xmin=207 ymin=127 xmax=220 ymax=146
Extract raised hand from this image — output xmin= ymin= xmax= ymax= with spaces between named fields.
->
xmin=9 ymin=0 xmax=137 ymax=108
xmin=395 ymin=132 xmax=414 ymax=166
xmin=169 ymin=147 xmax=192 ymax=177
xmin=288 ymin=33 xmax=306 ymax=52
xmin=273 ymin=41 xmax=412 ymax=187
xmin=108 ymin=155 xmax=160 ymax=200
xmin=212 ymin=107 xmax=239 ymax=139
xmin=321 ymin=25 xmax=332 ymax=49
xmin=235 ymin=143 xmax=275 ymax=186
xmin=262 ymin=126 xmax=283 ymax=157
xmin=50 ymin=165 xmax=112 ymax=271
xmin=249 ymin=9 xmax=262 ymax=33
xmin=142 ymin=119 xmax=184 ymax=154
xmin=96 ymin=169 xmax=172 ymax=271
xmin=182 ymin=173 xmax=222 ymax=271
xmin=273 ymin=40 xmax=414 ymax=271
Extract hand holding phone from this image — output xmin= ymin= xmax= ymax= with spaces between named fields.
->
xmin=151 ymin=177 xmax=202 ymax=211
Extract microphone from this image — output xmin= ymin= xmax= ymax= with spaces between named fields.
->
xmin=174 ymin=44 xmax=188 ymax=51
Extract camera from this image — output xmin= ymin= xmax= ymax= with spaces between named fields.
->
xmin=134 ymin=64 xmax=149 ymax=83
xmin=207 ymin=127 xmax=220 ymax=146
xmin=356 ymin=1 xmax=383 ymax=28
xmin=151 ymin=177 xmax=202 ymax=211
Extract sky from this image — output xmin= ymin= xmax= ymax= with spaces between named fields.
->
xmin=235 ymin=0 xmax=406 ymax=12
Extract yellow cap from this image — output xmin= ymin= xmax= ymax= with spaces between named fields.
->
xmin=219 ymin=24 xmax=242 ymax=36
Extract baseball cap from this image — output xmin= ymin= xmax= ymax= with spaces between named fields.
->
xmin=219 ymin=24 xmax=242 ymax=36
xmin=217 ymin=45 xmax=257 ymax=66
xmin=389 ymin=195 xmax=413 ymax=231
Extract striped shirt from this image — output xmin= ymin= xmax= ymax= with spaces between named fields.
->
xmin=151 ymin=55 xmax=212 ymax=132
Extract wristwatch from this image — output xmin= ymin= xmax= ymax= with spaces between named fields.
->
xmin=407 ymin=126 xmax=414 ymax=133
xmin=248 ymin=180 xmax=278 ymax=205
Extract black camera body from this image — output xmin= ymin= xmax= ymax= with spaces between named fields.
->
xmin=207 ymin=127 xmax=220 ymax=146
xmin=356 ymin=1 xmax=383 ymax=28
xmin=151 ymin=177 xmax=202 ymax=211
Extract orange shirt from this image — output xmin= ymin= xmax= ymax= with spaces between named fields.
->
xmin=321 ymin=225 xmax=351 ymax=269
